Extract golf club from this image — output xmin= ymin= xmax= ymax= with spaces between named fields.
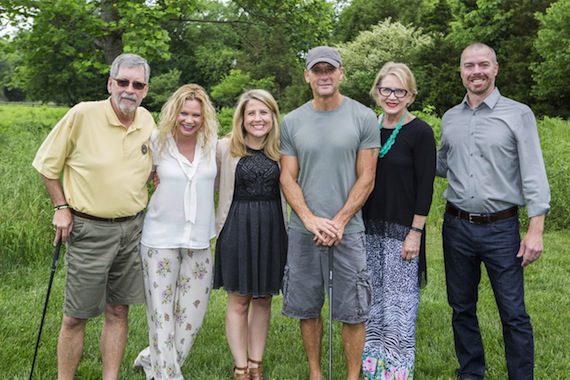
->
xmin=29 ymin=238 xmax=62 ymax=380
xmin=328 ymin=245 xmax=334 ymax=380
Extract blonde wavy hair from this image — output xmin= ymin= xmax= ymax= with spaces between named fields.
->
xmin=155 ymin=84 xmax=219 ymax=159
xmin=228 ymin=89 xmax=281 ymax=162
xmin=369 ymin=62 xmax=417 ymax=107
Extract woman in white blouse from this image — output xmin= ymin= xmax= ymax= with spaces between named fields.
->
xmin=134 ymin=84 xmax=218 ymax=380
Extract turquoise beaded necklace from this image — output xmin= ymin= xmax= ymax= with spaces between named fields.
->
xmin=378 ymin=110 xmax=407 ymax=158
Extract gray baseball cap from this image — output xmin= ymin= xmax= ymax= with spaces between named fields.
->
xmin=306 ymin=46 xmax=342 ymax=70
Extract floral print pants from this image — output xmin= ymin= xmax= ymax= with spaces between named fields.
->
xmin=136 ymin=245 xmax=212 ymax=380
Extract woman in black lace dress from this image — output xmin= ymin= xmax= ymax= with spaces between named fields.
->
xmin=214 ymin=89 xmax=288 ymax=380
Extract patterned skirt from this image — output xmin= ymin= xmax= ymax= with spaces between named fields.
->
xmin=362 ymin=221 xmax=420 ymax=380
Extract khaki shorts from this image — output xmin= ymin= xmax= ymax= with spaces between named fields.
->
xmin=281 ymin=229 xmax=371 ymax=324
xmin=63 ymin=212 xmax=145 ymax=319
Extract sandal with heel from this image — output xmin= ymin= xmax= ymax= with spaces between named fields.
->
xmin=233 ymin=364 xmax=250 ymax=380
xmin=248 ymin=358 xmax=264 ymax=380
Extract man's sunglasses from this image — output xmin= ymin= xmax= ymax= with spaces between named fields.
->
xmin=112 ymin=78 xmax=147 ymax=90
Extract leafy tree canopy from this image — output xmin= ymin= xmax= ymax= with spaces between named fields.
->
xmin=337 ymin=19 xmax=433 ymax=109
xmin=532 ymin=0 xmax=570 ymax=118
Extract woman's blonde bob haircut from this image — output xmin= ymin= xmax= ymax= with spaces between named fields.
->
xmin=229 ymin=89 xmax=281 ymax=162
xmin=155 ymin=84 xmax=219 ymax=159
xmin=370 ymin=62 xmax=417 ymax=107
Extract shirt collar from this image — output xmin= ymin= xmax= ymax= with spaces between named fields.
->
xmin=460 ymin=87 xmax=501 ymax=110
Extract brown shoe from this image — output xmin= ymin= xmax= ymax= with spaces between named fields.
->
xmin=248 ymin=358 xmax=264 ymax=380
xmin=233 ymin=364 xmax=250 ymax=380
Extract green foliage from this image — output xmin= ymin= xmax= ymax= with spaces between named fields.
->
xmin=232 ymin=0 xmax=334 ymax=51
xmin=536 ymin=117 xmax=570 ymax=231
xmin=279 ymin=62 xmax=313 ymax=113
xmin=337 ymin=19 xmax=434 ymax=108
xmin=1 ymin=0 xmax=192 ymax=105
xmin=217 ymin=106 xmax=235 ymax=137
xmin=144 ymin=69 xmax=183 ymax=113
xmin=210 ymin=69 xmax=275 ymax=108
xmin=333 ymin=0 xmax=428 ymax=43
xmin=532 ymin=0 xmax=570 ymax=118
xmin=0 ymin=105 xmax=68 ymax=268
xmin=413 ymin=35 xmax=465 ymax=116
xmin=1 ymin=0 xmax=569 ymax=120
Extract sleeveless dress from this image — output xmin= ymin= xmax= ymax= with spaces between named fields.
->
xmin=214 ymin=148 xmax=288 ymax=297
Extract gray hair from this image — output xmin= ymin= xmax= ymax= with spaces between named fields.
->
xmin=110 ymin=53 xmax=150 ymax=83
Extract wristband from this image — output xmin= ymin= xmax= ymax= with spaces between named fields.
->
xmin=54 ymin=203 xmax=70 ymax=211
xmin=410 ymin=225 xmax=424 ymax=233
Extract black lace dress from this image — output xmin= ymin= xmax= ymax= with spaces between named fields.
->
xmin=214 ymin=148 xmax=288 ymax=297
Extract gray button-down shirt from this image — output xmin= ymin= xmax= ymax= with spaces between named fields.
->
xmin=436 ymin=88 xmax=550 ymax=218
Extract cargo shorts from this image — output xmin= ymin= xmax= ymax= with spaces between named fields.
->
xmin=281 ymin=229 xmax=371 ymax=324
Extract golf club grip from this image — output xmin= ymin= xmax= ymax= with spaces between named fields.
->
xmin=52 ymin=238 xmax=62 ymax=266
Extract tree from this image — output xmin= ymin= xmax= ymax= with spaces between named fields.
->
xmin=229 ymin=0 xmax=334 ymax=104
xmin=210 ymin=69 xmax=275 ymax=108
xmin=532 ymin=0 xmax=570 ymax=118
xmin=337 ymin=19 xmax=433 ymax=109
xmin=333 ymin=0 xmax=428 ymax=43
xmin=1 ymin=0 xmax=334 ymax=109
xmin=1 ymin=0 xmax=193 ymax=105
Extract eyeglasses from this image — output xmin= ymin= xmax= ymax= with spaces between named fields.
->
xmin=112 ymin=78 xmax=147 ymax=90
xmin=377 ymin=87 xmax=408 ymax=98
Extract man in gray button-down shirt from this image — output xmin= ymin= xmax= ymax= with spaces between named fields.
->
xmin=436 ymin=43 xmax=550 ymax=380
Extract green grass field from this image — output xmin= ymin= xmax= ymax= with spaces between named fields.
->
xmin=2 ymin=229 xmax=569 ymax=379
xmin=1 ymin=104 xmax=569 ymax=379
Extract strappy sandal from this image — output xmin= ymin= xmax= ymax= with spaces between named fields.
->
xmin=233 ymin=364 xmax=250 ymax=380
xmin=248 ymin=358 xmax=264 ymax=380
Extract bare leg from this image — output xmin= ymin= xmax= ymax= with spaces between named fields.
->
xmin=57 ymin=314 xmax=87 ymax=380
xmin=248 ymin=296 xmax=273 ymax=371
xmin=226 ymin=293 xmax=252 ymax=369
xmin=342 ymin=322 xmax=365 ymax=380
xmin=301 ymin=317 xmax=323 ymax=380
xmin=101 ymin=304 xmax=129 ymax=380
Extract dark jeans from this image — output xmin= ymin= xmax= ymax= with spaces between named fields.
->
xmin=442 ymin=212 xmax=534 ymax=380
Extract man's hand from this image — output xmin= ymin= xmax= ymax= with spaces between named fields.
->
xmin=303 ymin=216 xmax=340 ymax=247
xmin=53 ymin=208 xmax=73 ymax=244
xmin=517 ymin=214 xmax=545 ymax=267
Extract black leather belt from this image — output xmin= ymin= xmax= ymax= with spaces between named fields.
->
xmin=446 ymin=203 xmax=518 ymax=224
xmin=71 ymin=209 xmax=140 ymax=223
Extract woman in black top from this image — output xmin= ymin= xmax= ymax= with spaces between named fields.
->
xmin=361 ymin=62 xmax=436 ymax=380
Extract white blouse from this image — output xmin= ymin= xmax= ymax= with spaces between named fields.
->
xmin=141 ymin=131 xmax=216 ymax=249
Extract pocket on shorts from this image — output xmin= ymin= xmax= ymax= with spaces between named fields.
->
xmin=67 ymin=217 xmax=88 ymax=245
xmin=356 ymin=268 xmax=371 ymax=317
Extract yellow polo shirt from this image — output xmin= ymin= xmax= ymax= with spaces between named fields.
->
xmin=33 ymin=98 xmax=156 ymax=218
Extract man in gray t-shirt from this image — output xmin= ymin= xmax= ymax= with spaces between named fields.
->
xmin=280 ymin=46 xmax=380 ymax=380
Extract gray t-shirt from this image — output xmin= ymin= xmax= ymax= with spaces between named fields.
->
xmin=281 ymin=96 xmax=380 ymax=234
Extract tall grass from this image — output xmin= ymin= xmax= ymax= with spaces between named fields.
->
xmin=1 ymin=104 xmax=569 ymax=378
xmin=2 ymin=230 xmax=569 ymax=379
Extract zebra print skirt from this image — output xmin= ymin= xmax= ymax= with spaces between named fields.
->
xmin=362 ymin=221 xmax=420 ymax=380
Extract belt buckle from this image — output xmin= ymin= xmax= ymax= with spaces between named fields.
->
xmin=468 ymin=213 xmax=483 ymax=224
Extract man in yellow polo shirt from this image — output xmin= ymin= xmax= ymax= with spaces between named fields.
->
xmin=32 ymin=53 xmax=155 ymax=379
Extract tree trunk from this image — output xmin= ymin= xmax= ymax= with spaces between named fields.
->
xmin=97 ymin=0 xmax=124 ymax=65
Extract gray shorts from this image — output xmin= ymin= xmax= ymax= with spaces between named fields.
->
xmin=64 ymin=212 xmax=146 ymax=319
xmin=281 ymin=229 xmax=371 ymax=324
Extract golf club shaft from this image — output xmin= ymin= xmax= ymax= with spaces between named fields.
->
xmin=328 ymin=246 xmax=334 ymax=380
xmin=30 ymin=239 xmax=62 ymax=380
